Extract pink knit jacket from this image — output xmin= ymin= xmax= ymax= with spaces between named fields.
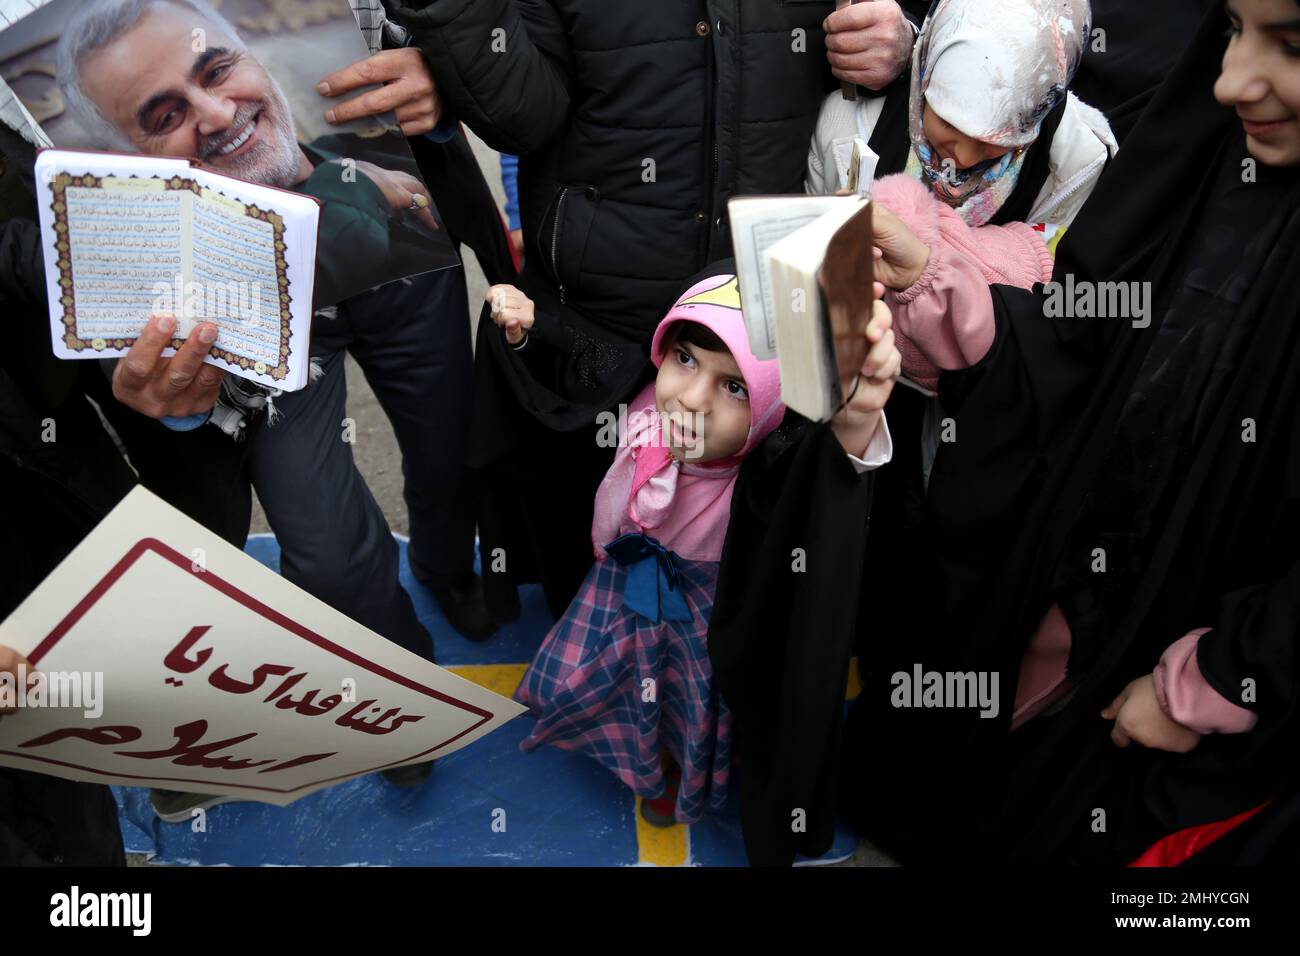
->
xmin=871 ymin=173 xmax=1054 ymax=391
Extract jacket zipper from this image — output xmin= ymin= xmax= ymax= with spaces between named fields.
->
xmin=1033 ymin=154 xmax=1107 ymax=225
xmin=701 ymin=10 xmax=718 ymax=267
xmin=550 ymin=186 xmax=569 ymax=304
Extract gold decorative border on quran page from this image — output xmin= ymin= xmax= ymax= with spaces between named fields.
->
xmin=49 ymin=171 xmax=295 ymax=382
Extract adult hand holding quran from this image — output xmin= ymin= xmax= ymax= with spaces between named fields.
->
xmin=111 ymin=313 xmax=224 ymax=421
xmin=870 ymin=204 xmax=931 ymax=291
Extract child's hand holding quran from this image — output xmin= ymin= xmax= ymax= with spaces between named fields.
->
xmin=486 ymin=284 xmax=536 ymax=347
xmin=831 ymin=284 xmax=899 ymax=456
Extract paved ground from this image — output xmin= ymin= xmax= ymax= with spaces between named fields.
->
xmin=238 ymin=131 xmax=894 ymax=867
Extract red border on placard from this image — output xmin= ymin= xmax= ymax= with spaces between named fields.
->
xmin=1 ymin=538 xmax=496 ymax=795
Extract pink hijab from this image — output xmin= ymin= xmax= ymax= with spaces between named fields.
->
xmin=590 ymin=274 xmax=784 ymax=563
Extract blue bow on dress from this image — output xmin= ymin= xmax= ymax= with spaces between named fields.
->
xmin=603 ymin=532 xmax=693 ymax=624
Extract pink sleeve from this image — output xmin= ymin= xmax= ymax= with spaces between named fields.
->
xmin=1153 ymin=630 xmax=1259 ymax=735
xmin=887 ymin=238 xmax=997 ymax=391
xmin=872 ymin=174 xmax=1055 ymax=391
xmin=1011 ymin=603 xmax=1073 ymax=730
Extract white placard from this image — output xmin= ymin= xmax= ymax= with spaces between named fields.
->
xmin=0 ymin=487 xmax=525 ymax=805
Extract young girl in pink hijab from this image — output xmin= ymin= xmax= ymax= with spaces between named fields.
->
xmin=501 ymin=268 xmax=898 ymax=826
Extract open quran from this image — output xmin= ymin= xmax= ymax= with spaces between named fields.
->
xmin=36 ymin=148 xmax=320 ymax=390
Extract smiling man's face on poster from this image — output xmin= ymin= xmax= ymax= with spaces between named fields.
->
xmin=64 ymin=0 xmax=304 ymax=187
xmin=2 ymin=0 xmax=458 ymax=307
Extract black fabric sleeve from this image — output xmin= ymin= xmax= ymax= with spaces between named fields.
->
xmin=920 ymin=283 xmax=1125 ymax=625
xmin=940 ymin=283 xmax=1114 ymax=451
xmin=471 ymin=296 xmax=648 ymax=434
xmin=0 ymin=218 xmax=46 ymax=313
xmin=385 ymin=0 xmax=574 ymax=156
xmin=931 ymin=287 xmax=1102 ymax=540
xmin=504 ymin=303 xmax=572 ymax=380
xmin=1198 ymin=557 xmax=1300 ymax=731
xmin=709 ymin=418 xmax=876 ymax=866
xmin=523 ymin=304 xmax=571 ymax=350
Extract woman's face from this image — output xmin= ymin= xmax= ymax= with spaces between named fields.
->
xmin=1215 ymin=0 xmax=1300 ymax=166
xmin=922 ymin=101 xmax=1011 ymax=171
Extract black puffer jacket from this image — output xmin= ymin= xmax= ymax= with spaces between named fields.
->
xmin=387 ymin=0 xmax=844 ymax=338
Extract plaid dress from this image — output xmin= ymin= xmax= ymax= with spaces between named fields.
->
xmin=515 ymin=545 xmax=732 ymax=824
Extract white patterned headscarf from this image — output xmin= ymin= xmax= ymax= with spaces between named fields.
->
xmin=905 ymin=0 xmax=1090 ymax=225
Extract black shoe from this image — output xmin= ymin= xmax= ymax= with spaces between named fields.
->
xmin=412 ymin=565 xmax=498 ymax=642
xmin=485 ymin=580 xmax=522 ymax=627
xmin=381 ymin=761 xmax=434 ymax=789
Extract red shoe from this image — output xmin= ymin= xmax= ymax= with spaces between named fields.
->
xmin=639 ymin=760 xmax=682 ymax=828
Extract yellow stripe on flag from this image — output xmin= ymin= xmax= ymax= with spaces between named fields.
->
xmin=447 ymin=662 xmax=529 ymax=699
xmin=635 ymin=799 xmax=690 ymax=866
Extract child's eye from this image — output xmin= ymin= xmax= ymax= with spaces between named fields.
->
xmin=676 ymin=348 xmax=695 ymax=368
xmin=724 ymin=379 xmax=749 ymax=401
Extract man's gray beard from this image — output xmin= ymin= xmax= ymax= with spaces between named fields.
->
xmin=206 ymin=73 xmax=301 ymax=188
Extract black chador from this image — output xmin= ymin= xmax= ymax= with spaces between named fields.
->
xmin=840 ymin=5 xmax=1300 ymax=865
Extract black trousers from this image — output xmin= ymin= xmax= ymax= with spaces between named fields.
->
xmin=311 ymin=268 xmax=477 ymax=591
xmin=246 ymin=268 xmax=475 ymax=661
